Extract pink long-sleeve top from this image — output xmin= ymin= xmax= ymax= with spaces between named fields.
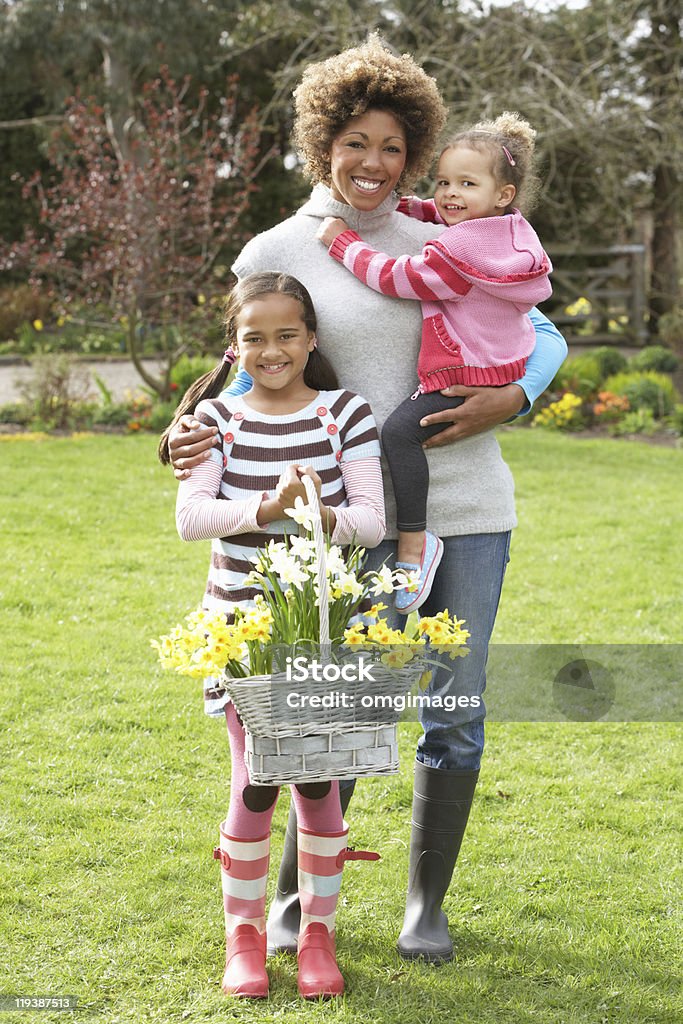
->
xmin=329 ymin=205 xmax=552 ymax=393
xmin=176 ymin=456 xmax=385 ymax=549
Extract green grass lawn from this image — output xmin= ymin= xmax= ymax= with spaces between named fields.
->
xmin=0 ymin=431 xmax=681 ymax=1023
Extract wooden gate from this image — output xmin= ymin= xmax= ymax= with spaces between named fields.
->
xmin=541 ymin=244 xmax=648 ymax=347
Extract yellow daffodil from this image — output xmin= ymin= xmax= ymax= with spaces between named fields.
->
xmin=380 ymin=648 xmax=414 ymax=669
xmin=343 ymin=626 xmax=367 ymax=646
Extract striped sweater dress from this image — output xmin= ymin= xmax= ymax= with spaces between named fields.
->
xmin=180 ymin=388 xmax=383 ymax=716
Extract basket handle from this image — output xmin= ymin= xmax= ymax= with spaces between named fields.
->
xmin=302 ymin=474 xmax=330 ymax=653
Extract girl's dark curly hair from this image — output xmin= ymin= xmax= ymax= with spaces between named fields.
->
xmin=293 ymin=34 xmax=447 ymax=192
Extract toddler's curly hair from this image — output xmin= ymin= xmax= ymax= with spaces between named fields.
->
xmin=293 ymin=34 xmax=447 ymax=191
xmin=446 ymin=111 xmax=541 ymax=213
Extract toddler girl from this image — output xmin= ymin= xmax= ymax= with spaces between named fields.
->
xmin=317 ymin=112 xmax=552 ymax=612
xmin=158 ymin=272 xmax=385 ymax=999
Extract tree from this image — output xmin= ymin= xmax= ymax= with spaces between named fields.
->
xmin=2 ymin=0 xmax=681 ymax=342
xmin=637 ymin=0 xmax=682 ymax=333
xmin=1 ymin=70 xmax=262 ymax=398
xmin=380 ymin=0 xmax=682 ymax=336
xmin=0 ymin=0 xmax=248 ymax=240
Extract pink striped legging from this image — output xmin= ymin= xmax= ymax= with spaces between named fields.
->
xmin=224 ymin=702 xmax=343 ymax=837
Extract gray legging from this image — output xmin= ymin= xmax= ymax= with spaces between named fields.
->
xmin=381 ymin=391 xmax=465 ymax=533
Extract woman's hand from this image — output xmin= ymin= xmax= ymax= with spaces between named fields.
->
xmin=421 ymin=384 xmax=527 ymax=448
xmin=168 ymin=415 xmax=218 ymax=479
xmin=316 ymin=217 xmax=350 ymax=247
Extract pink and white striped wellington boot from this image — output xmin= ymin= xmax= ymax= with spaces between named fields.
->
xmin=213 ymin=826 xmax=270 ymax=998
xmin=296 ymin=823 xmax=379 ymax=999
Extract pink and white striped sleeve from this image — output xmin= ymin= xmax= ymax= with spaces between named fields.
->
xmin=328 ymin=230 xmax=470 ymax=304
xmin=175 ymin=459 xmax=266 ymax=541
xmin=331 ymin=457 xmax=385 ymax=549
xmin=397 ymin=196 xmax=443 ymax=224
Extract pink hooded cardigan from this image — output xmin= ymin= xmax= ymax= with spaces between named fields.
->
xmin=328 ymin=204 xmax=552 ymax=393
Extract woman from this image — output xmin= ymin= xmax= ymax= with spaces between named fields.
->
xmin=166 ymin=35 xmax=567 ymax=964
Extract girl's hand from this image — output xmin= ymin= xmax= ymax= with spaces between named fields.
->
xmin=421 ymin=384 xmax=527 ymax=447
xmin=269 ymin=464 xmax=333 ymax=531
xmin=297 ymin=464 xmax=323 ymax=499
xmin=274 ymin=464 xmax=309 ymax=510
xmin=275 ymin=464 xmax=323 ymax=507
xmin=169 ymin=415 xmax=218 ymax=479
xmin=316 ymin=217 xmax=350 ymax=247
xmin=298 ymin=465 xmax=336 ymax=533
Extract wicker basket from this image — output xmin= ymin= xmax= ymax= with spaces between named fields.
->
xmin=222 ymin=477 xmax=418 ymax=786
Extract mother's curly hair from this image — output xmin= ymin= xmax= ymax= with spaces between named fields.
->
xmin=292 ymin=34 xmax=447 ymax=191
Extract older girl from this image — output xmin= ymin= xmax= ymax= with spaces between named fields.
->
xmin=160 ymin=272 xmax=384 ymax=999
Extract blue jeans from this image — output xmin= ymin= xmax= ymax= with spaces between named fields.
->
xmin=362 ymin=531 xmax=512 ymax=771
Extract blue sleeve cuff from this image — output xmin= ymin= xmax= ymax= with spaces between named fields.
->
xmin=223 ymin=366 xmax=253 ymax=396
xmin=513 ymin=308 xmax=568 ymax=416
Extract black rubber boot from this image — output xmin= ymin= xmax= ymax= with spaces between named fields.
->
xmin=266 ymin=779 xmax=356 ymax=956
xmin=397 ymin=761 xmax=479 ymax=963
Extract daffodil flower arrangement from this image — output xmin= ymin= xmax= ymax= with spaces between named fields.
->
xmin=532 ymin=391 xmax=583 ymax=429
xmin=152 ymin=495 xmax=424 ymax=680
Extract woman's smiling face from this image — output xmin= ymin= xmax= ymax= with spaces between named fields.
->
xmin=328 ymin=108 xmax=407 ymax=211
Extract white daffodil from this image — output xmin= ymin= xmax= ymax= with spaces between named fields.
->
xmin=268 ymin=547 xmax=296 ymax=577
xmin=325 ymin=545 xmax=347 ymax=577
xmin=283 ymin=496 xmax=316 ymax=529
xmin=394 ymin=567 xmax=421 ymax=593
xmin=269 ymin=549 xmax=310 ymax=591
xmin=369 ymin=564 xmax=395 ymax=596
xmin=289 ymin=535 xmax=317 ymax=562
xmin=337 ymin=571 xmax=365 ymax=600
xmin=265 ymin=539 xmax=286 ymax=557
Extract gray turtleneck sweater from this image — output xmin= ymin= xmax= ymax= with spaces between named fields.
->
xmin=232 ymin=184 xmax=566 ymax=539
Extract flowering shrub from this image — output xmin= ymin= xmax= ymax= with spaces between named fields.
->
xmin=552 ymin=353 xmax=602 ymax=398
xmin=17 ymin=353 xmax=93 ymax=430
xmin=0 ymin=431 xmax=50 ymax=443
xmin=0 ymin=283 xmax=53 ymax=344
xmin=126 ymin=392 xmax=154 ymax=432
xmin=591 ymin=346 xmax=628 ymax=379
xmin=628 ymin=346 xmax=679 ymax=375
xmin=563 ymin=297 xmax=629 ymax=339
xmin=170 ymin=355 xmax=218 ymax=402
xmin=593 ymin=391 xmax=630 ymax=423
xmin=125 ymin=391 xmax=177 ymax=433
xmin=532 ymin=392 xmax=583 ymax=430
